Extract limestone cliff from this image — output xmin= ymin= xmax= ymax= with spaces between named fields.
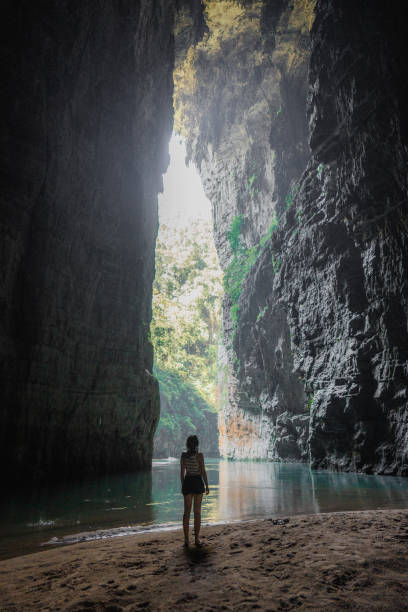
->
xmin=175 ymin=0 xmax=314 ymax=461
xmin=176 ymin=0 xmax=408 ymax=474
xmin=0 ymin=1 xmax=175 ymax=483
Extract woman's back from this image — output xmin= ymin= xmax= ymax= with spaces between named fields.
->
xmin=182 ymin=451 xmax=201 ymax=475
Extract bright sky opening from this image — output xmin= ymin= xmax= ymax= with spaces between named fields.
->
xmin=158 ymin=133 xmax=211 ymax=227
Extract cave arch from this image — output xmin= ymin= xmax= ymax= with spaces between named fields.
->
xmin=1 ymin=0 xmax=407 ymax=484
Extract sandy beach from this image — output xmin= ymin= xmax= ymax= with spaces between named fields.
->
xmin=0 ymin=509 xmax=407 ymax=611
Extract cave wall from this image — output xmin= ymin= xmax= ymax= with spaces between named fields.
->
xmin=0 ymin=1 xmax=176 ymax=483
xmin=291 ymin=0 xmax=408 ymax=474
xmin=177 ymin=0 xmax=408 ymax=473
xmin=175 ymin=0 xmax=314 ymax=460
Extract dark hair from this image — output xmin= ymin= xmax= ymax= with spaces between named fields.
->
xmin=186 ymin=435 xmax=199 ymax=455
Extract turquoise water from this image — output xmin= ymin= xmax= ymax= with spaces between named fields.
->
xmin=1 ymin=459 xmax=408 ymax=560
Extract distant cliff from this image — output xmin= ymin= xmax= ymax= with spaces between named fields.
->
xmin=176 ymin=0 xmax=408 ymax=474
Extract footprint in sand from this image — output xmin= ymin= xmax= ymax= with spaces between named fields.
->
xmin=175 ymin=592 xmax=198 ymax=604
xmin=127 ymin=583 xmax=138 ymax=591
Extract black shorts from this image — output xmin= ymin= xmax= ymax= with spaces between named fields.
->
xmin=182 ymin=475 xmax=205 ymax=495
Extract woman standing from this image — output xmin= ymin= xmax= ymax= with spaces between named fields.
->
xmin=180 ymin=435 xmax=209 ymax=547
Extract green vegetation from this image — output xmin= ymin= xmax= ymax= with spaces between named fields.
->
xmin=260 ymin=216 xmax=278 ymax=247
xmin=226 ymin=214 xmax=244 ymax=253
xmin=223 ymin=182 xmax=300 ymax=335
xmin=224 ymin=215 xmax=262 ymax=336
xmin=285 ymin=184 xmax=299 ymax=209
xmin=306 ymin=394 xmax=314 ymax=412
xmin=224 ymin=220 xmax=260 ymax=306
xmin=256 ymin=305 xmax=268 ymax=322
xmin=271 ymin=254 xmax=281 ymax=274
xmin=248 ymin=174 xmax=256 ymax=189
xmin=151 ymin=220 xmax=223 ymax=407
xmin=153 ymin=367 xmax=218 ymax=457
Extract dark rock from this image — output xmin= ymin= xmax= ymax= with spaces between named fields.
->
xmin=178 ymin=0 xmax=408 ymax=474
xmin=0 ymin=1 xmax=176 ymax=484
xmin=177 ymin=0 xmax=313 ymax=461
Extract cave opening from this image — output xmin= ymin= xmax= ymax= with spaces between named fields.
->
xmin=1 ymin=0 xmax=408 ymax=495
xmin=151 ymin=133 xmax=222 ymax=458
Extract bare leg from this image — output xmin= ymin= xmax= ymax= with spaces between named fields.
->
xmin=183 ymin=494 xmax=192 ymax=545
xmin=193 ymin=494 xmax=203 ymax=545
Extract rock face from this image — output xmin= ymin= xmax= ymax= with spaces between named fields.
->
xmin=176 ymin=0 xmax=408 ymax=474
xmin=0 ymin=1 xmax=176 ymax=483
xmin=175 ymin=0 xmax=314 ymax=461
xmin=294 ymin=0 xmax=408 ymax=474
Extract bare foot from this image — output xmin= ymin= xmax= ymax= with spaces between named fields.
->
xmin=195 ymin=540 xmax=202 ymax=547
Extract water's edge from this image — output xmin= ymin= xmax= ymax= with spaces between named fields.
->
xmin=2 ymin=459 xmax=408 ymax=561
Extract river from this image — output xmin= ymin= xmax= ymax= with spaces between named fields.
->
xmin=2 ymin=459 xmax=408 ymax=560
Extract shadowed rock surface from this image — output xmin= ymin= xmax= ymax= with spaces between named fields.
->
xmin=0 ymin=1 xmax=177 ymax=483
xmin=176 ymin=0 xmax=408 ymax=473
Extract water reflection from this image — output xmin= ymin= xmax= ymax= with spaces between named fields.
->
xmin=215 ymin=461 xmax=408 ymax=521
xmin=0 ymin=470 xmax=154 ymax=560
xmin=217 ymin=461 xmax=320 ymax=520
xmin=1 ymin=459 xmax=408 ymax=560
xmin=150 ymin=459 xmax=408 ymax=524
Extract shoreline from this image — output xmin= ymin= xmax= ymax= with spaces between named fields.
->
xmin=5 ymin=502 xmax=408 ymax=563
xmin=1 ymin=508 xmax=407 ymax=610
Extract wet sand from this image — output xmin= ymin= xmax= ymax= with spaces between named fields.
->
xmin=0 ymin=509 xmax=407 ymax=611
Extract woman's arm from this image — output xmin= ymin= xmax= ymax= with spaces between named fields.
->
xmin=180 ymin=456 xmax=185 ymax=489
xmin=199 ymin=453 xmax=209 ymax=494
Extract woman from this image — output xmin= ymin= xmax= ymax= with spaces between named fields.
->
xmin=180 ymin=435 xmax=209 ymax=547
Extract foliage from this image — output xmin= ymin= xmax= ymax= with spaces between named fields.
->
xmin=271 ymin=254 xmax=281 ymax=274
xmin=285 ymin=184 xmax=299 ymax=209
xmin=224 ymin=215 xmax=281 ymax=332
xmin=260 ymin=216 xmax=278 ymax=247
xmin=226 ymin=214 xmax=244 ymax=253
xmin=151 ymin=220 xmax=223 ymax=408
xmin=256 ymin=305 xmax=267 ymax=322
xmin=223 ymin=183 xmax=299 ymax=333
xmin=306 ymin=394 xmax=314 ymax=412
xmin=153 ymin=366 xmax=218 ymax=457
xmin=248 ymin=174 xmax=256 ymax=189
